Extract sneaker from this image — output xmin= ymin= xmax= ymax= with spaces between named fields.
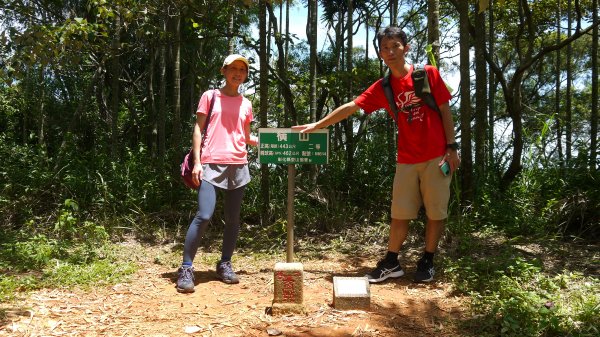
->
xmin=414 ymin=257 xmax=435 ymax=283
xmin=365 ymin=259 xmax=405 ymax=283
xmin=216 ymin=260 xmax=239 ymax=284
xmin=176 ymin=266 xmax=195 ymax=293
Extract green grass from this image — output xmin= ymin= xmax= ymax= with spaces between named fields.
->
xmin=444 ymin=234 xmax=600 ymax=337
xmin=0 ymin=233 xmax=137 ymax=303
xmin=0 ymin=200 xmax=139 ymax=303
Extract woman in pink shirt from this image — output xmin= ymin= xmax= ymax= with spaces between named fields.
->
xmin=176 ymin=54 xmax=258 ymax=293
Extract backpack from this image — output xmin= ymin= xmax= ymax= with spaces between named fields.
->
xmin=381 ymin=64 xmax=441 ymax=124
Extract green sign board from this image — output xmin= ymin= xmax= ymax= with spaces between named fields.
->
xmin=258 ymin=128 xmax=329 ymax=164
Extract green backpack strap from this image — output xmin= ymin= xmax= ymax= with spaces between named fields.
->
xmin=411 ymin=64 xmax=441 ymax=116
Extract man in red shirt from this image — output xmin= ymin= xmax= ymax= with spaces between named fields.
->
xmin=293 ymin=26 xmax=460 ymax=283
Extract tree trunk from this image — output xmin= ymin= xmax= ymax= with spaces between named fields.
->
xmin=458 ymin=0 xmax=473 ymax=203
xmin=189 ymin=47 xmax=197 ymax=120
xmin=555 ymin=4 xmax=564 ymax=169
xmin=487 ymin=0 xmax=495 ymax=169
xmin=267 ymin=3 xmax=297 ymax=125
xmin=390 ymin=0 xmax=398 ymax=26
xmin=427 ymin=0 xmax=440 ymax=62
xmin=344 ymin=0 xmax=355 ymax=184
xmin=501 ymin=90 xmax=525 ymax=190
xmin=309 ymin=0 xmax=317 ymax=124
xmin=365 ymin=16 xmax=369 ymax=62
xmin=474 ymin=1 xmax=488 ymax=188
xmin=566 ymin=0 xmax=573 ymax=164
xmin=149 ymin=47 xmax=157 ymax=158
xmin=110 ymin=13 xmax=121 ymax=159
xmin=158 ymin=16 xmax=167 ymax=163
xmin=171 ymin=11 xmax=182 ymax=163
xmin=259 ymin=0 xmax=270 ymax=223
xmin=307 ymin=0 xmax=319 ymax=185
xmin=285 ymin=0 xmax=290 ymax=67
xmin=278 ymin=2 xmax=283 ymax=127
xmin=592 ymin=0 xmax=599 ymax=169
xmin=285 ymin=0 xmax=291 ymax=124
xmin=228 ymin=1 xmax=235 ymax=54
xmin=37 ymin=67 xmax=46 ymax=149
xmin=500 ymin=0 xmax=530 ymax=189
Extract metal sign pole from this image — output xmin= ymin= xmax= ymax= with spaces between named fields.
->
xmin=286 ymin=164 xmax=295 ymax=263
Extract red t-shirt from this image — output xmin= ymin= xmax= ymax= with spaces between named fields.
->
xmin=354 ymin=65 xmax=452 ymax=164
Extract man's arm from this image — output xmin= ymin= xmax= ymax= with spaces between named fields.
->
xmin=292 ymin=101 xmax=361 ymax=133
xmin=438 ymin=102 xmax=461 ymax=172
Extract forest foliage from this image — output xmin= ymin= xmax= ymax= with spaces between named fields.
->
xmin=0 ymin=1 xmax=599 ymax=335
xmin=1 ymin=0 xmax=597 ymax=240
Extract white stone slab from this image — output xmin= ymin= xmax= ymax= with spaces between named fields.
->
xmin=333 ymin=276 xmax=370 ymax=310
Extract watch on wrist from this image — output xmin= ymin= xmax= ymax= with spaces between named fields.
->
xmin=446 ymin=142 xmax=459 ymax=151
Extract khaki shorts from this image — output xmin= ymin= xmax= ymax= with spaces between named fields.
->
xmin=391 ymin=156 xmax=451 ymax=221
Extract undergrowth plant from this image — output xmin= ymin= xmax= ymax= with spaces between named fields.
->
xmin=445 ymin=244 xmax=599 ymax=337
xmin=0 ymin=199 xmax=136 ymax=303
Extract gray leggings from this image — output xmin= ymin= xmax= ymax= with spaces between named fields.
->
xmin=182 ymin=181 xmax=245 ymax=265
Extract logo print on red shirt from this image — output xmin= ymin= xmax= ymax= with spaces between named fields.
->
xmin=396 ymin=91 xmax=425 ymax=122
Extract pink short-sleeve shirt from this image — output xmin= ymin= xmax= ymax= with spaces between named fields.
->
xmin=196 ymin=89 xmax=253 ymax=164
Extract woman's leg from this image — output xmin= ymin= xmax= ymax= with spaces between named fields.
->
xmin=182 ymin=182 xmax=218 ymax=265
xmin=220 ymin=186 xmax=245 ymax=262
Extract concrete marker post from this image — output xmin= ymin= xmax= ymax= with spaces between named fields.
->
xmin=272 ymin=262 xmax=305 ymax=314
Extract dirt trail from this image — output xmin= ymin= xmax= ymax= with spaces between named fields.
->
xmin=1 ymin=248 xmax=467 ymax=337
